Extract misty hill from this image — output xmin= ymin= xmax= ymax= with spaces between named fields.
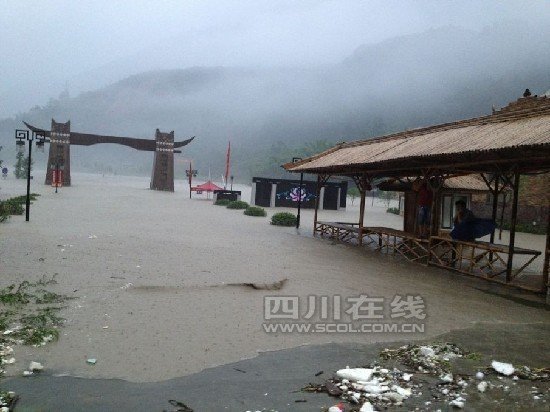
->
xmin=1 ymin=24 xmax=549 ymax=181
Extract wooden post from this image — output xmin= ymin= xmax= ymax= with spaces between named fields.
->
xmin=542 ymin=205 xmax=549 ymax=294
xmin=505 ymin=171 xmax=520 ymax=283
xmin=428 ymin=176 xmax=443 ymax=238
xmin=358 ymin=189 xmax=366 ymax=245
xmin=490 ymin=175 xmax=499 ymax=245
xmin=313 ymin=174 xmax=321 ymax=236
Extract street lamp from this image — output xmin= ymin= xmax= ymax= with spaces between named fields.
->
xmin=185 ymin=163 xmax=198 ymax=199
xmin=292 ymin=157 xmax=304 ymax=229
xmin=14 ymin=128 xmax=48 ymax=221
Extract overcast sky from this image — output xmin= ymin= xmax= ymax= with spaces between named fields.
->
xmin=1 ymin=0 xmax=549 ymax=118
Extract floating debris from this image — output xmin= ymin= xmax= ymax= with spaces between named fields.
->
xmin=380 ymin=342 xmax=465 ymax=375
xmin=492 ymin=360 xmax=515 ymax=376
xmin=167 ymin=399 xmax=194 ymax=411
xmin=328 ymin=403 xmax=345 ymax=412
xmin=0 ymin=390 xmax=18 ymax=411
xmin=449 ymin=396 xmax=465 ymax=408
xmin=229 ymin=278 xmax=288 ymax=291
xmin=477 ymin=381 xmax=488 ymax=393
xmin=86 ymin=358 xmax=97 ymax=365
xmin=303 ymin=364 xmax=416 ymax=410
xmin=28 ymin=361 xmax=43 ymax=372
xmin=302 ymin=342 xmax=550 ymax=410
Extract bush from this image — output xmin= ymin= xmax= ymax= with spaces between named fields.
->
xmin=271 ymin=212 xmax=297 ymax=227
xmin=0 ymin=199 xmax=24 ymax=216
xmin=227 ymin=200 xmax=249 ymax=209
xmin=498 ymin=221 xmax=547 ymax=235
xmin=9 ymin=193 xmax=40 ymax=204
xmin=214 ymin=198 xmax=231 ymax=206
xmin=386 ymin=207 xmax=400 ymax=215
xmin=244 ymin=206 xmax=267 ymax=217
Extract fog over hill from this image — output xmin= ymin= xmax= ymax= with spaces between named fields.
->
xmin=1 ymin=23 xmax=549 ymax=181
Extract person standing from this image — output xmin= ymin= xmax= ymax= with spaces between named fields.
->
xmin=413 ymin=179 xmax=433 ymax=239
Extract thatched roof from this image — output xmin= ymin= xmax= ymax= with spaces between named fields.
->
xmin=284 ymin=96 xmax=550 ymax=177
xmin=378 ymin=174 xmax=491 ymax=192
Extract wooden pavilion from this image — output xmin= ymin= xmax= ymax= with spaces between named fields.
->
xmin=283 ymin=96 xmax=550 ymax=293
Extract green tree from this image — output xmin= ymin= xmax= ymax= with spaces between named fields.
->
xmin=348 ymin=187 xmax=360 ymax=205
xmin=14 ymin=152 xmax=33 ymax=179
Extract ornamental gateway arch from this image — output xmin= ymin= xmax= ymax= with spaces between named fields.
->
xmin=24 ymin=119 xmax=195 ymax=192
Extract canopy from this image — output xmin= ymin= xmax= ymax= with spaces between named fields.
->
xmin=191 ymin=180 xmax=223 ymax=192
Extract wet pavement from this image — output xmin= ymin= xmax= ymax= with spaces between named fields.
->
xmin=5 ymin=322 xmax=549 ymax=411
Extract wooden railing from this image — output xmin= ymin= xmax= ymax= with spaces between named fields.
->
xmin=314 ymin=221 xmax=544 ymax=292
xmin=428 ymin=236 xmax=542 ymax=289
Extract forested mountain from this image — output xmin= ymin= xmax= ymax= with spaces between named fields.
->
xmin=1 ymin=24 xmax=549 ymax=181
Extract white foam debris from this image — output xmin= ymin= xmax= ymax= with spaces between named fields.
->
xmin=336 ymin=368 xmax=374 ymax=382
xmin=402 ymin=373 xmax=413 ymax=381
xmin=28 ymin=361 xmax=43 ymax=371
xmin=477 ymin=381 xmax=488 ymax=393
xmin=384 ymin=392 xmax=404 ymax=403
xmin=22 ymin=370 xmax=33 ymax=376
xmin=449 ymin=397 xmax=465 ymax=408
xmin=440 ymin=373 xmax=454 ymax=383
xmin=492 ymin=360 xmax=515 ymax=376
xmin=88 ymin=234 xmax=97 ymax=239
xmin=359 ymin=401 xmax=375 ymax=412
xmin=392 ymin=385 xmax=412 ymax=397
xmin=475 ymin=371 xmax=484 ymax=380
xmin=419 ymin=346 xmax=436 ymax=357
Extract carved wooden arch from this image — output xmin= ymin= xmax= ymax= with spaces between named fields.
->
xmin=23 ymin=120 xmax=194 ymax=192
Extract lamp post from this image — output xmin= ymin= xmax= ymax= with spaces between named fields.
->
xmin=292 ymin=157 xmax=304 ymax=229
xmin=15 ymin=128 xmax=47 ymax=221
xmin=185 ymin=163 xmax=198 ymax=199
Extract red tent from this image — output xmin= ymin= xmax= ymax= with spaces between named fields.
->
xmin=191 ymin=180 xmax=222 ymax=193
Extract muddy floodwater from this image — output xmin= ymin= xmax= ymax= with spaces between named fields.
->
xmin=0 ymin=173 xmax=548 ymax=410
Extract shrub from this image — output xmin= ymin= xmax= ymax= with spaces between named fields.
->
xmin=0 ymin=199 xmax=24 ymax=216
xmin=214 ymin=198 xmax=231 ymax=206
xmin=498 ymin=221 xmax=547 ymax=235
xmin=9 ymin=193 xmax=40 ymax=204
xmin=227 ymin=200 xmax=249 ymax=209
xmin=244 ymin=206 xmax=267 ymax=217
xmin=386 ymin=207 xmax=400 ymax=215
xmin=271 ymin=212 xmax=297 ymax=227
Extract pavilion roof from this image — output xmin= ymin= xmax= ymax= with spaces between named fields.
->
xmin=378 ymin=174 xmax=492 ymax=192
xmin=283 ymin=96 xmax=550 ymax=177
